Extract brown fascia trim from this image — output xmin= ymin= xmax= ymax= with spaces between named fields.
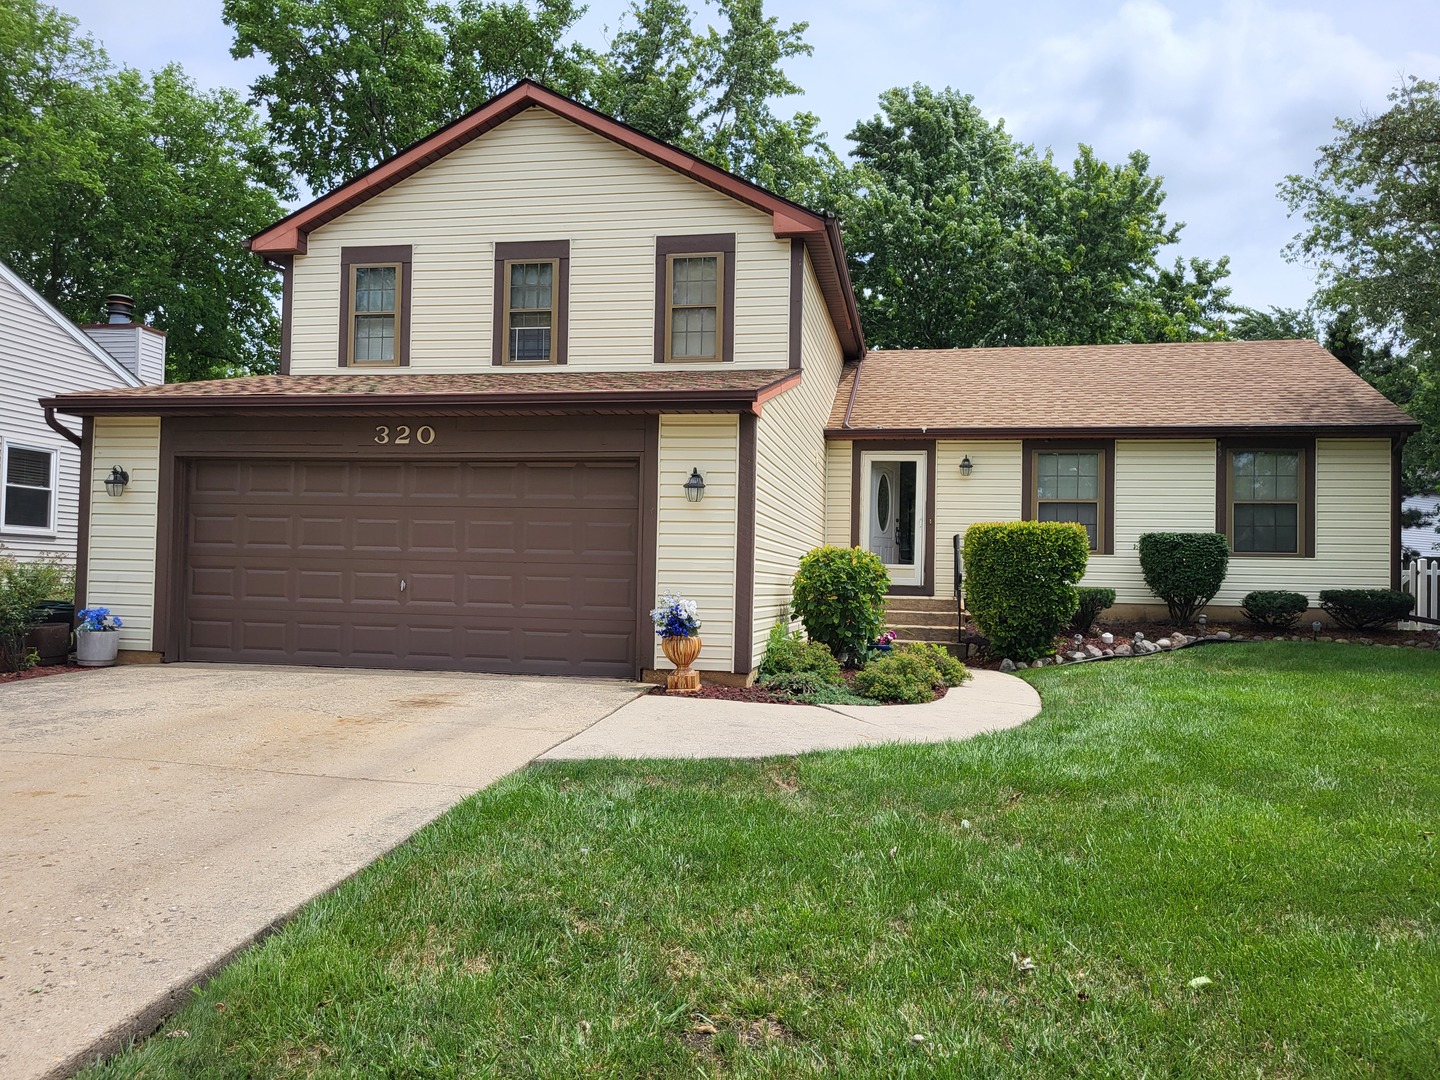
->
xmin=493 ymin=240 xmax=570 ymax=366
xmin=827 ymin=423 xmax=1421 ymax=440
xmin=43 ymin=407 xmax=82 ymax=447
xmin=42 ymin=372 xmax=804 ymax=419
xmin=244 ymin=80 xmax=865 ymax=361
xmin=787 ymin=240 xmax=804 ymax=370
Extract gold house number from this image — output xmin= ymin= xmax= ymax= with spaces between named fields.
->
xmin=373 ymin=424 xmax=436 ymax=446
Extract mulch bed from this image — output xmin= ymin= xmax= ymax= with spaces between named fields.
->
xmin=0 ymin=662 xmax=97 ymax=685
xmin=649 ymin=668 xmax=950 ymax=704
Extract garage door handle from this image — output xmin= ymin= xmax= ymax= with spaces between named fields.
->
xmin=400 ymin=579 xmax=407 ymax=592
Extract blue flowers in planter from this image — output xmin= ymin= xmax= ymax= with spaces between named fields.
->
xmin=649 ymin=594 xmax=701 ymax=639
xmin=76 ymin=607 xmax=123 ymax=631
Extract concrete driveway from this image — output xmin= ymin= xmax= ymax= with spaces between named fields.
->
xmin=0 ymin=663 xmax=643 ymax=1080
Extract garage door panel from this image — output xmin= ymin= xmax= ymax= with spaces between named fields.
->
xmin=183 ymin=457 xmax=639 ymax=676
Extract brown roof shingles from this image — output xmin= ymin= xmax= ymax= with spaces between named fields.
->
xmin=46 ymin=369 xmax=798 ymax=414
xmin=829 ymin=340 xmax=1418 ymax=436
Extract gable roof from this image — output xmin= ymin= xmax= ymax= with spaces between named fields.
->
xmin=0 ymin=261 xmax=143 ymax=389
xmin=830 ymin=340 xmax=1419 ymax=437
xmin=248 ymin=80 xmax=863 ymax=360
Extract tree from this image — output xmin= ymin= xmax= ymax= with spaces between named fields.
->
xmin=1231 ymin=306 xmax=1317 ymax=341
xmin=224 ymin=0 xmax=594 ymax=193
xmin=0 ymin=1 xmax=289 ymax=380
xmin=838 ymin=85 xmax=1234 ymax=350
xmin=1282 ymin=76 xmax=1440 ymax=493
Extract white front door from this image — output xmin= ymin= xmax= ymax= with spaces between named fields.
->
xmin=859 ymin=451 xmax=927 ymax=588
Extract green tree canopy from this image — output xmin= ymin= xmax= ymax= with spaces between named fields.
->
xmin=0 ymin=0 xmax=289 ymax=380
xmin=837 ymin=85 xmax=1233 ymax=350
xmin=1282 ymin=76 xmax=1440 ymax=492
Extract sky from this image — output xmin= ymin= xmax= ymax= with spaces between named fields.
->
xmin=53 ymin=0 xmax=1440 ymax=314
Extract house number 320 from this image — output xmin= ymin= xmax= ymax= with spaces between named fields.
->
xmin=373 ymin=424 xmax=435 ymax=445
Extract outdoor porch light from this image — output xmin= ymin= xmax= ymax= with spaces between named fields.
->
xmin=959 ymin=455 xmax=974 ymax=476
xmin=103 ymin=465 xmax=130 ymax=497
xmin=683 ymin=468 xmax=706 ymax=503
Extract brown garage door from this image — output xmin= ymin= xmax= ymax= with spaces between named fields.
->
xmin=182 ymin=458 xmax=639 ymax=676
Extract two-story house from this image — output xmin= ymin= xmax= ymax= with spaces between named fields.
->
xmin=45 ymin=82 xmax=1416 ymax=680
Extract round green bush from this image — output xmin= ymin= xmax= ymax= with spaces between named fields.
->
xmin=1319 ymin=588 xmax=1414 ymax=630
xmin=1240 ymin=590 xmax=1310 ymax=630
xmin=1069 ymin=586 xmax=1117 ymax=635
xmin=854 ymin=649 xmax=941 ymax=704
xmin=1137 ymin=532 xmax=1230 ymax=626
xmin=963 ymin=522 xmax=1089 ymax=662
xmin=790 ymin=546 xmax=890 ymax=665
xmin=757 ymin=621 xmax=843 ymax=686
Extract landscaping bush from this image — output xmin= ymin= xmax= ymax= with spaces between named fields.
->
xmin=1240 ymin=590 xmax=1311 ymax=630
xmin=1068 ymin=586 xmax=1117 ymax=635
xmin=901 ymin=642 xmax=970 ymax=687
xmin=0 ymin=554 xmax=71 ymax=672
xmin=790 ymin=546 xmax=889 ymax=665
xmin=963 ymin=522 xmax=1089 ymax=662
xmin=854 ymin=642 xmax=971 ymax=704
xmin=758 ymin=670 xmax=827 ymax=696
xmin=1137 ymin=532 xmax=1229 ymax=626
xmin=1319 ymin=589 xmax=1414 ymax=630
xmin=757 ymin=621 xmax=843 ymax=685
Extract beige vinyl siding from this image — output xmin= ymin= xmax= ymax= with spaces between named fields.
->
xmin=750 ymin=252 xmax=845 ymax=661
xmin=824 ymin=439 xmax=852 ymax=546
xmin=656 ymin=415 xmax=738 ymax=671
xmin=85 ymin=416 xmax=160 ymax=650
xmin=291 ymin=108 xmax=791 ymax=374
xmin=935 ymin=441 xmax=1024 ymax=599
xmin=0 ymin=270 xmax=137 ymax=562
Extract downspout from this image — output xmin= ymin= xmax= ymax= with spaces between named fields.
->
xmin=841 ymin=359 xmax=863 ymax=430
xmin=44 ymin=406 xmax=82 ymax=448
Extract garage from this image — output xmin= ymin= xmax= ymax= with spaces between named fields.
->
xmin=180 ymin=456 xmax=640 ymax=676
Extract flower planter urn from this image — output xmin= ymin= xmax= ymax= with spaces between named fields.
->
xmin=75 ymin=629 xmax=120 ymax=668
xmin=661 ymin=634 xmax=702 ymax=692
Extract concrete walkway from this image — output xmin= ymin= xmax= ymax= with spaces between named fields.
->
xmin=542 ymin=668 xmax=1041 ymax=760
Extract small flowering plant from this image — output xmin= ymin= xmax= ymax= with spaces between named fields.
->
xmin=76 ymin=607 xmax=123 ymax=632
xmin=874 ymin=629 xmax=897 ymax=647
xmin=649 ymin=594 xmax=701 ymax=639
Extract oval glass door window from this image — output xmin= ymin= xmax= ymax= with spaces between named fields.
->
xmin=877 ymin=473 xmax=891 ymax=530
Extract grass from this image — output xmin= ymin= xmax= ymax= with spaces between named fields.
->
xmin=86 ymin=643 xmax=1440 ymax=1078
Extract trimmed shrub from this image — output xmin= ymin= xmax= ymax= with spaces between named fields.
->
xmin=790 ymin=546 xmax=890 ymax=665
xmin=758 ymin=621 xmax=843 ymax=685
xmin=854 ymin=648 xmax=943 ymax=704
xmin=1240 ymin=590 xmax=1310 ymax=630
xmin=1068 ymin=586 xmax=1117 ymax=635
xmin=1319 ymin=588 xmax=1414 ymax=630
xmin=759 ymin=670 xmax=827 ymax=696
xmin=0 ymin=554 xmax=71 ymax=672
xmin=1137 ymin=532 xmax=1229 ymax=626
xmin=963 ymin=522 xmax=1090 ymax=662
xmin=899 ymin=641 xmax=970 ymax=687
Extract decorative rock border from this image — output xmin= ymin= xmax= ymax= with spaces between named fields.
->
xmin=998 ymin=626 xmax=1440 ymax=672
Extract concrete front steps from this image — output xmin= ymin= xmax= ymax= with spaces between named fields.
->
xmin=885 ymin=596 xmax=967 ymax=652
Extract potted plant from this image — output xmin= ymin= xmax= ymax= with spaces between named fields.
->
xmin=75 ymin=606 xmax=124 ymax=667
xmin=650 ymin=593 xmax=702 ymax=692
xmin=872 ymin=629 xmax=898 ymax=654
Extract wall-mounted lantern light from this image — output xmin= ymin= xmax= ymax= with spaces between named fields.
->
xmin=959 ymin=455 xmax=974 ymax=477
xmin=683 ymin=468 xmax=706 ymax=503
xmin=103 ymin=465 xmax=130 ymax=497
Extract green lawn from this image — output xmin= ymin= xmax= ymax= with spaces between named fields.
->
xmin=87 ymin=644 xmax=1440 ymax=1078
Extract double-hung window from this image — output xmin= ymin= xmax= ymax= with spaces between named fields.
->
xmin=493 ymin=241 xmax=569 ymax=365
xmin=340 ymin=246 xmax=411 ymax=367
xmin=1226 ymin=447 xmax=1306 ymax=554
xmin=1025 ymin=442 xmax=1111 ymax=553
xmin=2 ymin=442 xmax=57 ymax=533
xmin=655 ymin=234 xmax=735 ymax=363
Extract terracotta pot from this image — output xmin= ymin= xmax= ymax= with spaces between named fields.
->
xmin=660 ymin=634 xmax=702 ymax=692
xmin=75 ymin=629 xmax=120 ymax=668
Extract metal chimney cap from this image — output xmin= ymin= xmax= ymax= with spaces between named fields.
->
xmin=104 ymin=293 xmax=135 ymax=324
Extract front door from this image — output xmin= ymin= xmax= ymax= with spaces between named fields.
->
xmin=860 ymin=451 xmax=927 ymax=588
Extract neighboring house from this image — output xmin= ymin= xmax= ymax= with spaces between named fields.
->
xmin=1402 ymin=494 xmax=1440 ymax=561
xmin=44 ymin=82 xmax=1418 ymax=680
xmin=0 ymin=262 xmax=161 ymax=565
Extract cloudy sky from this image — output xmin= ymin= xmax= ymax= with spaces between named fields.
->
xmin=54 ymin=0 xmax=1439 ymax=313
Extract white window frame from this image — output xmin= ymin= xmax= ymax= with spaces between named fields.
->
xmin=0 ymin=438 xmax=59 ymax=537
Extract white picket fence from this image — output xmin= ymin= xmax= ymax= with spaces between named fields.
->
xmin=1402 ymin=558 xmax=1440 ymax=630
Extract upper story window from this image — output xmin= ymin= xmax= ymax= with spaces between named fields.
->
xmin=1023 ymin=440 xmax=1114 ymax=554
xmin=340 ymin=246 xmax=412 ymax=367
xmin=655 ymin=234 xmax=735 ymax=363
xmin=2 ymin=442 xmax=56 ymax=533
xmin=494 ymin=241 xmax=569 ymax=365
xmin=1221 ymin=443 xmax=1312 ymax=556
